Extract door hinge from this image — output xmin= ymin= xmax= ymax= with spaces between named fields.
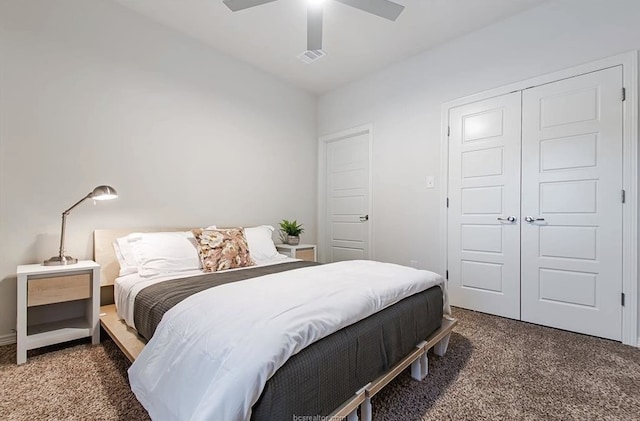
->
xmin=622 ymin=87 xmax=626 ymax=101
xmin=446 ymin=270 xmax=449 ymax=280
xmin=447 ymin=126 xmax=450 ymax=136
xmin=621 ymin=292 xmax=625 ymax=306
xmin=446 ymin=197 xmax=449 ymax=208
xmin=622 ymin=189 xmax=626 ymax=203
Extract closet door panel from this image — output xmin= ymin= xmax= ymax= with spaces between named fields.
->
xmin=447 ymin=92 xmax=521 ymax=319
xmin=521 ymin=66 xmax=623 ymax=340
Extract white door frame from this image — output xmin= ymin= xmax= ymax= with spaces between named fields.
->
xmin=318 ymin=124 xmax=374 ymax=264
xmin=440 ymin=51 xmax=639 ymax=346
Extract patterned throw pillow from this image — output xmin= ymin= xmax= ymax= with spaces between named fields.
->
xmin=192 ymin=228 xmax=255 ymax=272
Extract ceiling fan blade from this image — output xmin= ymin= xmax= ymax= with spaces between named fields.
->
xmin=223 ymin=0 xmax=278 ymax=12
xmin=334 ymin=0 xmax=404 ymax=21
xmin=307 ymin=6 xmax=323 ymax=51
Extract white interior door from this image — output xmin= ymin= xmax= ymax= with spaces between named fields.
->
xmin=521 ymin=67 xmax=623 ymax=340
xmin=447 ymin=92 xmax=522 ymax=319
xmin=325 ymin=132 xmax=371 ymax=262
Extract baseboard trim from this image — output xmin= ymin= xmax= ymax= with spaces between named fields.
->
xmin=637 ymin=337 xmax=640 ymax=348
xmin=0 ymin=332 xmax=16 ymax=346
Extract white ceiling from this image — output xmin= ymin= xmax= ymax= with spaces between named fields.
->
xmin=111 ymin=0 xmax=547 ymax=93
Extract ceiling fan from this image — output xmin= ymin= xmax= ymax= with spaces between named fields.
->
xmin=223 ymin=0 xmax=405 ymax=52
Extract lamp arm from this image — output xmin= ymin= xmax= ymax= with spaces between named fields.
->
xmin=63 ymin=192 xmax=93 ymax=215
xmin=57 ymin=192 xmax=92 ymax=258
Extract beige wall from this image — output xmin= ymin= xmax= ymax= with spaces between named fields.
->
xmin=0 ymin=0 xmax=317 ymax=339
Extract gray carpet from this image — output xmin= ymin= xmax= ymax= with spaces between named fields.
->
xmin=1 ymin=308 xmax=639 ymax=420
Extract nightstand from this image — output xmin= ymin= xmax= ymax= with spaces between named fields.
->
xmin=276 ymin=244 xmax=317 ymax=262
xmin=16 ymin=260 xmax=100 ymax=364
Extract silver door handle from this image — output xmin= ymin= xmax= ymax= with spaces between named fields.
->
xmin=525 ymin=216 xmax=545 ymax=223
xmin=497 ymin=216 xmax=516 ymax=222
xmin=359 ymin=215 xmax=369 ymax=222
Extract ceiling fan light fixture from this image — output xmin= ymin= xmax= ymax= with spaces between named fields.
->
xmin=224 ymin=0 xmax=405 ymax=53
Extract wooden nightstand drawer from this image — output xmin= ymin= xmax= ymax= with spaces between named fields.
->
xmin=276 ymin=244 xmax=317 ymax=262
xmin=27 ymin=274 xmax=91 ymax=307
xmin=296 ymin=249 xmax=315 ymax=262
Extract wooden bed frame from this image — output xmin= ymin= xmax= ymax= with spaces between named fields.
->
xmin=94 ymin=229 xmax=458 ymax=421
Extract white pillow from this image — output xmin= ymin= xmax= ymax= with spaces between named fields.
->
xmin=244 ymin=225 xmax=280 ymax=262
xmin=113 ymin=236 xmax=139 ymax=276
xmin=129 ymin=231 xmax=201 ymax=278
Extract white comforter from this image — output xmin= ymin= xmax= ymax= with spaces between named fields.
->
xmin=128 ymin=260 xmax=449 ymax=421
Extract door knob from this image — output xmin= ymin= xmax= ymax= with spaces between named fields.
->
xmin=525 ymin=216 xmax=545 ymax=223
xmin=497 ymin=216 xmax=516 ymax=222
xmin=359 ymin=215 xmax=369 ymax=222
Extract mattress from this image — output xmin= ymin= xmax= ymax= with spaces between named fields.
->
xmin=252 ymin=285 xmax=443 ymax=420
xmin=129 ymin=261 xmax=444 ymax=420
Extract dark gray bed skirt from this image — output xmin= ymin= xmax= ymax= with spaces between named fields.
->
xmin=251 ymin=285 xmax=444 ymax=421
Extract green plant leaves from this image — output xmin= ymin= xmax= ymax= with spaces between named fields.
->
xmin=279 ymin=219 xmax=304 ymax=236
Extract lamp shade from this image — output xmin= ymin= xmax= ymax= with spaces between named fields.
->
xmin=90 ymin=185 xmax=118 ymax=201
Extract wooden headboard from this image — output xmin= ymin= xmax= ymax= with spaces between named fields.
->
xmin=93 ymin=228 xmax=184 ymax=287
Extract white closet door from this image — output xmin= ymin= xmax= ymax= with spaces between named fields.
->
xmin=521 ymin=67 xmax=623 ymax=340
xmin=448 ymin=92 xmax=522 ymax=319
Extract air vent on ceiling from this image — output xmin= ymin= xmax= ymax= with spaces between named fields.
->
xmin=297 ymin=49 xmax=326 ymax=64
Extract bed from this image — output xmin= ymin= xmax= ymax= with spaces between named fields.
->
xmin=95 ymin=227 xmax=457 ymax=421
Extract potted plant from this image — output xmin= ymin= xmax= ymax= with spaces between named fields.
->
xmin=279 ymin=219 xmax=304 ymax=245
